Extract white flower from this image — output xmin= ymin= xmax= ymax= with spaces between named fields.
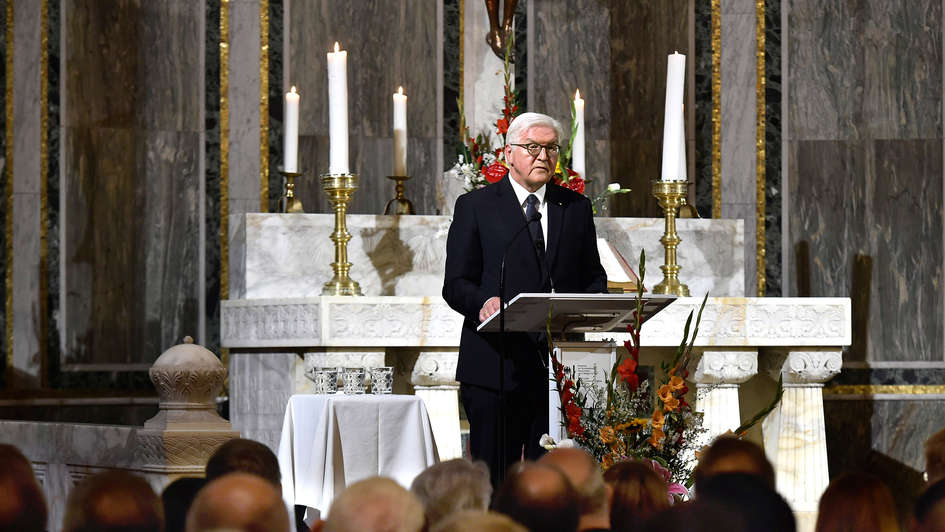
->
xmin=482 ymin=152 xmax=497 ymax=165
xmin=539 ymin=434 xmax=576 ymax=450
xmin=608 ymin=183 xmax=621 ymax=192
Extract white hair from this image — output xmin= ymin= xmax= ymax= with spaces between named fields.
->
xmin=505 ymin=112 xmax=564 ymax=145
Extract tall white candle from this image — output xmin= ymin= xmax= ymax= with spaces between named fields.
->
xmin=393 ymin=86 xmax=407 ymax=176
xmin=572 ymin=89 xmax=586 ymax=177
xmin=660 ymin=52 xmax=686 ymax=181
xmin=327 ymin=42 xmax=349 ymax=175
xmin=678 ymin=105 xmax=687 ymax=180
xmin=284 ymin=86 xmax=300 ymax=173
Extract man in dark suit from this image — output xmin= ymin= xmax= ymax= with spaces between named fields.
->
xmin=442 ymin=112 xmax=607 ymax=486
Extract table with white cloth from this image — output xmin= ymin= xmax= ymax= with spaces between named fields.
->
xmin=277 ymin=394 xmax=440 ymax=517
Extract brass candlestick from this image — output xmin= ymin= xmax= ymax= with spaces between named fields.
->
xmin=652 ymin=180 xmax=691 ymax=297
xmin=321 ymin=173 xmax=362 ymax=296
xmin=384 ymin=175 xmax=415 ymax=215
xmin=280 ymin=170 xmax=304 ymax=213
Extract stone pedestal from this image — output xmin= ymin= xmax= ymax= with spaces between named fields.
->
xmin=691 ymin=349 xmax=758 ymax=441
xmin=136 ymin=337 xmax=239 ymax=477
xmin=762 ymin=349 xmax=842 ymax=532
xmin=410 ymin=350 xmax=462 ymax=460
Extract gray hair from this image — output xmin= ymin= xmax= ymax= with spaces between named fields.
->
xmin=410 ymin=459 xmax=492 ymax=529
xmin=505 ymin=112 xmax=564 ymax=145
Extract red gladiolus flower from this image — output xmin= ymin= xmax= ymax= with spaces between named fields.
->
xmin=566 ymin=176 xmax=585 ymax=194
xmin=562 ymin=387 xmax=574 ymax=406
xmin=496 ymin=118 xmax=509 ymax=135
xmin=483 ymin=161 xmax=508 ymax=183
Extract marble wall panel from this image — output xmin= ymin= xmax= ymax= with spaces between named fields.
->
xmin=288 ymin=0 xmax=439 ymax=215
xmin=532 ymin=0 xmax=690 ymax=218
xmin=788 ymin=137 xmax=943 ymax=362
xmin=720 ymin=13 xmax=756 ymax=206
xmin=227 ymin=0 xmax=261 ymax=206
xmin=11 ymin=194 xmax=42 ymax=387
xmin=61 ymin=0 xmax=204 ymax=367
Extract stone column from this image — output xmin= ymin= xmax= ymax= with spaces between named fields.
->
xmin=410 ymin=350 xmax=462 ymax=460
xmin=136 ymin=337 xmax=240 ymax=479
xmin=762 ymin=348 xmax=842 ymax=532
xmin=691 ymin=350 xmax=758 ymax=442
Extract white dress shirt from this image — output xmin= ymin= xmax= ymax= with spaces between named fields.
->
xmin=507 ymin=178 xmax=549 ymax=250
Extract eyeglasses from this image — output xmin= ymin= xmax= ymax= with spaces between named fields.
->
xmin=510 ymin=143 xmax=560 ymax=157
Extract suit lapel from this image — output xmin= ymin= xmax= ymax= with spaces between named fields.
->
xmin=496 ymin=176 xmax=527 ymax=235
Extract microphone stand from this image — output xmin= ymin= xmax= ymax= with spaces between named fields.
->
xmin=496 ymin=211 xmax=545 ymax=482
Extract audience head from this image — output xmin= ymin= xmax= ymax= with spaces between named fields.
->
xmin=205 ymin=437 xmax=281 ymax=489
xmin=431 ymin=510 xmax=528 ymax=532
xmin=813 ymin=472 xmax=898 ymax=532
xmin=539 ymin=448 xmax=609 ymax=526
xmin=697 ymin=473 xmax=795 ymax=532
xmin=0 ymin=444 xmax=46 ymax=532
xmin=320 ymin=476 xmax=424 ymax=532
xmin=410 ymin=458 xmax=492 ymax=528
xmin=603 ymin=460 xmax=670 ymax=532
xmin=694 ymin=435 xmax=775 ymax=490
xmin=915 ymin=478 xmax=945 ymax=532
xmin=638 ymin=501 xmax=748 ymax=532
xmin=926 ymin=428 xmax=945 ymax=485
xmin=492 ymin=462 xmax=579 ymax=532
xmin=62 ymin=470 xmax=163 ymax=532
xmin=161 ymin=477 xmax=206 ymax=532
xmin=186 ymin=472 xmax=289 ymax=532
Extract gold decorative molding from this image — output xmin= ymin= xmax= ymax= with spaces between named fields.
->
xmin=711 ymin=0 xmax=721 ymax=218
xmin=39 ymin=0 xmax=49 ymax=385
xmin=220 ymin=0 xmax=230 ymax=302
xmin=824 ymin=385 xmax=945 ymax=396
xmin=5 ymin=0 xmax=14 ymax=382
xmin=755 ymin=0 xmax=766 ymax=296
xmin=259 ymin=0 xmax=269 ymax=212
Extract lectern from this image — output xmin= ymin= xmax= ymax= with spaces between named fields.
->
xmin=477 ymin=293 xmax=676 ymax=444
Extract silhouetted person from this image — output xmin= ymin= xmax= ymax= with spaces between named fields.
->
xmin=540 ymin=448 xmax=610 ymax=531
xmin=161 ymin=477 xmax=206 ymax=532
xmin=603 ymin=460 xmax=670 ymax=532
xmin=694 ymin=436 xmax=776 ymax=491
xmin=432 ymin=510 xmax=528 ymax=532
xmin=697 ymin=473 xmax=795 ymax=532
xmin=313 ymin=476 xmax=425 ymax=532
xmin=411 ymin=458 xmax=493 ymax=529
xmin=815 ymin=472 xmax=899 ymax=532
xmin=914 ymin=478 xmax=945 ymax=532
xmin=0 ymin=444 xmax=46 ymax=532
xmin=638 ymin=501 xmax=747 ymax=532
xmin=186 ymin=472 xmax=289 ymax=532
xmin=62 ymin=470 xmax=163 ymax=532
xmin=492 ymin=462 xmax=580 ymax=532
xmin=205 ymin=437 xmax=281 ymax=488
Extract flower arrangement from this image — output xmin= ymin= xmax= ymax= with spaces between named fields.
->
xmin=548 ymin=251 xmax=708 ymax=494
xmin=449 ymin=37 xmax=629 ymax=213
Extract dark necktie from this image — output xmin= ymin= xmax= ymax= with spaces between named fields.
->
xmin=525 ymin=194 xmax=545 ymax=261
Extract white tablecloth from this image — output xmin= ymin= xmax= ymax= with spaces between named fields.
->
xmin=278 ymin=394 xmax=439 ymax=516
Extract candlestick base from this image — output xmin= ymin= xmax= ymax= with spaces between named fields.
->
xmin=279 ymin=170 xmax=304 ymax=213
xmin=384 ymin=175 xmax=415 ymax=215
xmin=652 ymin=180 xmax=691 ymax=297
xmin=321 ymin=173 xmax=362 ymax=296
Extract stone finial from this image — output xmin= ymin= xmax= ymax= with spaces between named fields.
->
xmin=143 ymin=336 xmax=230 ymax=430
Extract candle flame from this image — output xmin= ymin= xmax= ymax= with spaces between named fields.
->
xmin=333 ymin=42 xmax=340 ymax=53
xmin=398 ymin=86 xmax=403 ymax=95
xmin=575 ymin=89 xmax=581 ymax=100
xmin=290 ymin=86 xmax=297 ymax=94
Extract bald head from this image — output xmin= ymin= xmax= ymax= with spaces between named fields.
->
xmin=539 ymin=448 xmax=608 ymax=515
xmin=323 ymin=477 xmax=424 ymax=532
xmin=186 ymin=472 xmax=289 ymax=532
xmin=493 ymin=463 xmax=579 ymax=532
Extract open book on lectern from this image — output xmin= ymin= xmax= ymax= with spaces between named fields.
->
xmin=476 ymin=293 xmax=677 ymax=334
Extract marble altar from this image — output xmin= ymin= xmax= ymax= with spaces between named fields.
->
xmin=223 ymin=213 xmax=849 ymax=529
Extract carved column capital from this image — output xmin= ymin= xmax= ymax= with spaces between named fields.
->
xmin=763 ymin=349 xmax=843 ymax=385
xmin=692 ymin=350 xmax=758 ymax=385
xmin=410 ymin=350 xmax=459 ymax=387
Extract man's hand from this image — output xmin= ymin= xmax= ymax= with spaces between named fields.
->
xmin=479 ymin=297 xmax=501 ymax=322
